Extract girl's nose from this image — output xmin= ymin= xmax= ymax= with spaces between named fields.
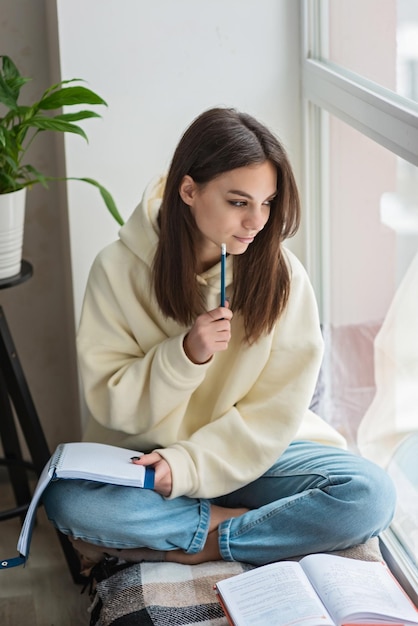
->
xmin=243 ymin=206 xmax=268 ymax=231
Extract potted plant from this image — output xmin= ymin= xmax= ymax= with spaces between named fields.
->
xmin=0 ymin=54 xmax=124 ymax=279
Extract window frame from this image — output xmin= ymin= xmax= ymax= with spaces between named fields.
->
xmin=301 ymin=0 xmax=418 ymax=165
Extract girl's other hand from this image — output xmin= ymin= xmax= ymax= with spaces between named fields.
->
xmin=133 ymin=452 xmax=172 ymax=497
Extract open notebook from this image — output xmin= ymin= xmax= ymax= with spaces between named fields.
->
xmin=1 ymin=442 xmax=154 ymax=569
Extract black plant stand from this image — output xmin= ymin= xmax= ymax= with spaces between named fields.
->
xmin=0 ymin=261 xmax=84 ymax=583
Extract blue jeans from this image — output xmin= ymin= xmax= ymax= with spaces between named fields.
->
xmin=43 ymin=441 xmax=396 ymax=566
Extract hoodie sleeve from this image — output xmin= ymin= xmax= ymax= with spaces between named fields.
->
xmin=77 ymin=245 xmax=214 ymax=437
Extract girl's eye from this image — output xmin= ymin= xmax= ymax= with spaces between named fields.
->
xmin=263 ymin=197 xmax=276 ymax=206
xmin=228 ymin=200 xmax=247 ymax=207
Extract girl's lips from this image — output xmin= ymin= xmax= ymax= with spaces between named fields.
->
xmin=233 ymin=236 xmax=255 ymax=244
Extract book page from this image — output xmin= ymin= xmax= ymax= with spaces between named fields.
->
xmin=56 ymin=442 xmax=149 ymax=487
xmin=216 ymin=561 xmax=335 ymax=626
xmin=301 ymin=554 xmax=418 ymax=625
xmin=17 ymin=460 xmax=53 ymax=556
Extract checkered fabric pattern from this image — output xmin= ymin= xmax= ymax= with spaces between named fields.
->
xmin=91 ymin=538 xmax=382 ymax=626
xmin=92 ymin=560 xmax=251 ymax=626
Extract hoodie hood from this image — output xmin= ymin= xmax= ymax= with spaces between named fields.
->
xmin=119 ymin=175 xmax=166 ymax=268
xmin=118 ymin=176 xmax=233 ymax=308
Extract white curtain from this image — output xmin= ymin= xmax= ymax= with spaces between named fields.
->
xmin=357 ymin=251 xmax=418 ymax=467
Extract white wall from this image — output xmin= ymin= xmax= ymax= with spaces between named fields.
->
xmin=52 ymin=0 xmax=302 ymax=325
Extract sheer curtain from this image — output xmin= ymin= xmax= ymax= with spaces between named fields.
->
xmin=357 ymin=250 xmax=418 ymax=466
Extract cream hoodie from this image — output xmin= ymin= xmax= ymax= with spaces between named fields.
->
xmin=78 ymin=177 xmax=345 ymax=499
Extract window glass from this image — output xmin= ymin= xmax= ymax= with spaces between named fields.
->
xmin=319 ymin=113 xmax=394 ymax=444
xmin=326 ymin=0 xmax=418 ymax=103
xmin=321 ymin=111 xmax=418 ymax=567
xmin=325 ymin=114 xmax=406 ymax=327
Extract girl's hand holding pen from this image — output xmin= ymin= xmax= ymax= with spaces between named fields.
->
xmin=183 ymin=302 xmax=232 ymax=365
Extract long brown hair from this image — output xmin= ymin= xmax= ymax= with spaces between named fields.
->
xmin=152 ymin=107 xmax=300 ymax=343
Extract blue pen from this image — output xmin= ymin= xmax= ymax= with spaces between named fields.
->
xmin=220 ymin=243 xmax=226 ymax=306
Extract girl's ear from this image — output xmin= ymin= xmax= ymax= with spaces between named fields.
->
xmin=179 ymin=175 xmax=197 ymax=206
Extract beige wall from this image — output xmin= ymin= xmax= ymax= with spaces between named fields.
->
xmin=0 ymin=0 xmax=81 ymax=456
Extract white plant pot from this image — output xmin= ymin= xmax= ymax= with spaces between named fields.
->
xmin=0 ymin=188 xmax=26 ymax=280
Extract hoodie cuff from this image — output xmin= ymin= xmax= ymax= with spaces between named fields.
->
xmin=156 ymin=333 xmax=212 ymax=391
xmin=156 ymin=445 xmax=198 ymax=499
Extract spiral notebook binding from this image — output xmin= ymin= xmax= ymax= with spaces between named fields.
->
xmin=49 ymin=442 xmax=65 ymax=473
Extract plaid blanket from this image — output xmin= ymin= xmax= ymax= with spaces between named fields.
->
xmin=91 ymin=560 xmax=251 ymax=626
xmin=90 ymin=538 xmax=382 ymax=626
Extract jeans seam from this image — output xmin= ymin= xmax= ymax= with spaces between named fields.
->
xmin=218 ymin=518 xmax=234 ymax=561
xmin=184 ymin=498 xmax=211 ymax=554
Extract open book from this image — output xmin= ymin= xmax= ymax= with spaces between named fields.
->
xmin=215 ymin=553 xmax=418 ymax=626
xmin=1 ymin=442 xmax=154 ymax=569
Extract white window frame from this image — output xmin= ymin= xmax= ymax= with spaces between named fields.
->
xmin=300 ymin=0 xmax=418 ymax=602
xmin=301 ymin=0 xmax=418 ymax=319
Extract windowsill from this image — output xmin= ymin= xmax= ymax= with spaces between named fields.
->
xmin=380 ymin=528 xmax=418 ymax=606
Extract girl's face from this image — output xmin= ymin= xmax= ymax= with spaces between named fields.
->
xmin=179 ymin=161 xmax=277 ymax=271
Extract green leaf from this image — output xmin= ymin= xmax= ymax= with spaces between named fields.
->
xmin=0 ymin=170 xmax=24 ymax=193
xmin=0 ymin=125 xmax=21 ymax=162
xmin=41 ymin=77 xmax=85 ymax=99
xmin=21 ymin=164 xmax=49 ymax=188
xmin=1 ymin=106 xmax=26 ymax=129
xmin=0 ymin=55 xmax=31 ymax=107
xmin=25 ymin=117 xmax=88 ymax=140
xmin=1 ymin=56 xmax=20 ymax=81
xmin=54 ymin=110 xmax=101 ymax=122
xmin=1 ymin=154 xmax=20 ymax=173
xmin=1 ymin=56 xmax=28 ymax=88
xmin=79 ymin=177 xmax=124 ymax=225
xmin=0 ymin=73 xmax=19 ymax=109
xmin=38 ymin=86 xmax=108 ymax=110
